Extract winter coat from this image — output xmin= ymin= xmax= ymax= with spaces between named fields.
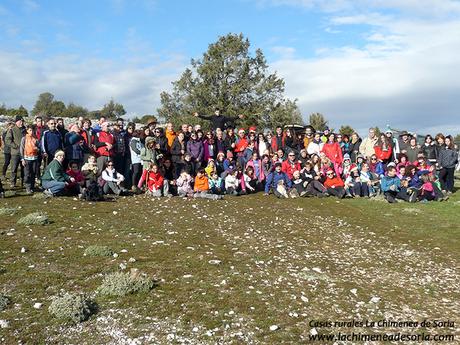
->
xmin=165 ymin=129 xmax=176 ymax=150
xmin=94 ymin=131 xmax=115 ymax=157
xmin=203 ymin=139 xmax=216 ymax=161
xmin=20 ymin=135 xmax=40 ymax=160
xmin=41 ymin=129 xmax=63 ymax=157
xmin=271 ymin=135 xmax=285 ymax=152
xmin=359 ymin=137 xmax=378 ymax=159
xmin=171 ymin=138 xmax=186 ymax=163
xmin=5 ymin=125 xmax=25 ymax=156
xmin=129 ymin=137 xmax=143 ymax=165
xmin=140 ymin=146 xmax=157 ymax=170
xmin=348 ymin=138 xmax=362 ymax=162
xmin=187 ymin=139 xmax=203 ymax=162
xmin=138 ymin=170 xmax=163 ymax=191
xmin=307 ymin=140 xmax=323 ymax=156
xmin=64 ymin=132 xmax=84 ymax=162
xmin=197 ymin=114 xmax=238 ymax=131
xmin=406 ymin=146 xmax=419 ymax=163
xmin=264 ymin=171 xmax=292 ymax=193
xmin=246 ymin=159 xmax=265 ymax=182
xmin=380 ymin=175 xmax=401 ymax=192
xmin=176 ymin=174 xmax=194 ymax=195
xmin=41 ymin=159 xmax=70 ymax=182
xmin=324 ymin=176 xmax=345 ymax=189
xmin=439 ymin=148 xmax=458 ymax=169
xmin=322 ymin=142 xmax=343 ymax=164
xmin=281 ymin=159 xmax=301 ymax=180
xmin=374 ymin=145 xmax=393 ymax=162
xmin=422 ymin=143 xmax=437 ymax=162
xmin=194 ymin=175 xmax=209 ymax=192
xmin=225 ymin=174 xmax=239 ymax=190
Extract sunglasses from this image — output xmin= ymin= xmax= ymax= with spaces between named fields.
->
xmin=107 ymin=164 xmax=113 ymax=166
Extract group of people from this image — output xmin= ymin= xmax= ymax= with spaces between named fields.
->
xmin=0 ymin=108 xmax=458 ymax=203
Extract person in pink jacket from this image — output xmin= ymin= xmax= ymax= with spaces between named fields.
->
xmin=245 ymin=151 xmax=265 ymax=183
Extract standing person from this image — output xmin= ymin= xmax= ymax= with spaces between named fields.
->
xmin=194 ymin=108 xmax=244 ymax=131
xmin=94 ymin=122 xmax=114 ymax=174
xmin=374 ymin=133 xmax=393 ymax=164
xmin=303 ymin=126 xmax=315 ymax=150
xmin=1 ymin=122 xmax=14 ymax=180
xmin=64 ymin=124 xmax=84 ymax=168
xmin=398 ymin=131 xmax=411 ymax=154
xmin=348 ymin=132 xmax=362 ymax=163
xmin=56 ymin=118 xmax=68 ymax=141
xmin=32 ymin=116 xmax=46 ymax=177
xmin=5 ymin=116 xmax=25 ymax=188
xmin=153 ymin=127 xmax=168 ymax=156
xmin=271 ymin=126 xmax=285 ymax=152
xmin=322 ymin=133 xmax=343 ymax=176
xmin=385 ymin=129 xmax=400 ymax=161
xmin=80 ymin=119 xmax=96 ymax=163
xmin=92 ymin=116 xmax=107 ymax=133
xmin=20 ymin=125 xmax=40 ymax=194
xmin=405 ymin=137 xmax=420 ymax=163
xmin=359 ymin=128 xmax=378 ymax=159
xmin=422 ymin=134 xmax=437 ymax=166
xmin=234 ymin=129 xmax=249 ymax=168
xmin=215 ymin=129 xmax=228 ymax=154
xmin=307 ymin=132 xmax=323 ymax=156
xmin=171 ymin=132 xmax=186 ymax=175
xmin=186 ymin=132 xmax=203 ymax=172
xmin=41 ymin=118 xmax=63 ymax=166
xmin=123 ymin=123 xmax=135 ymax=188
xmin=129 ymin=130 xmax=144 ymax=191
xmin=111 ymin=122 xmax=128 ymax=176
xmin=165 ymin=122 xmax=176 ymax=151
xmin=438 ymin=135 xmax=458 ymax=194
xmin=41 ymin=150 xmax=75 ymax=197
xmin=203 ymin=131 xmax=216 ymax=162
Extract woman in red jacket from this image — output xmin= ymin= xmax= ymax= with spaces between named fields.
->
xmin=321 ymin=133 xmax=343 ymax=176
xmin=374 ymin=134 xmax=393 ymax=164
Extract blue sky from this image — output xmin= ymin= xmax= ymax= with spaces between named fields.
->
xmin=1 ymin=0 xmax=460 ymax=134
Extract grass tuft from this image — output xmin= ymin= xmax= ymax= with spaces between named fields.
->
xmin=0 ymin=207 xmax=19 ymax=216
xmin=48 ymin=293 xmax=97 ymax=323
xmin=0 ymin=294 xmax=11 ymax=311
xmin=97 ymin=271 xmax=156 ymax=297
xmin=84 ymin=245 xmax=114 ymax=257
xmin=17 ymin=212 xmax=50 ymax=226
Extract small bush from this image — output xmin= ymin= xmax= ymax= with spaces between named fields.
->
xmin=84 ymin=245 xmax=113 ymax=257
xmin=0 ymin=207 xmax=18 ymax=216
xmin=48 ymin=293 xmax=96 ymax=323
xmin=97 ymin=271 xmax=155 ymax=297
xmin=0 ymin=294 xmax=11 ymax=311
xmin=17 ymin=212 xmax=50 ymax=226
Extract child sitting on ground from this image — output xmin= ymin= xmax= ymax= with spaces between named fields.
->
xmin=176 ymin=170 xmax=194 ymax=197
xmin=225 ymin=169 xmax=240 ymax=195
xmin=209 ymin=173 xmax=224 ymax=195
xmin=193 ymin=168 xmax=222 ymax=200
xmin=138 ymin=162 xmax=170 ymax=197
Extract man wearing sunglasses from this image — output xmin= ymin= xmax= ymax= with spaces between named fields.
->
xmin=41 ymin=118 xmax=63 ymax=167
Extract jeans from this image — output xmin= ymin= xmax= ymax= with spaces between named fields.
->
xmin=103 ymin=181 xmax=123 ymax=195
xmin=42 ymin=180 xmax=66 ymax=195
xmin=131 ymin=163 xmax=142 ymax=188
xmin=97 ymin=156 xmax=109 ymax=175
xmin=327 ymin=187 xmax=346 ymax=198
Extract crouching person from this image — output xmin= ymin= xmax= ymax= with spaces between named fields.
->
xmin=101 ymin=161 xmax=127 ymax=196
xmin=380 ymin=165 xmax=415 ymax=203
xmin=264 ymin=162 xmax=292 ymax=198
xmin=194 ymin=168 xmax=223 ymax=200
xmin=66 ymin=161 xmax=85 ymax=198
xmin=138 ymin=162 xmax=170 ymax=197
xmin=41 ymin=150 xmax=75 ymax=197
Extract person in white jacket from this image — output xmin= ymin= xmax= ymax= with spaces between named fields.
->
xmin=307 ymin=133 xmax=324 ymax=156
xmin=225 ymin=169 xmax=239 ymax=195
xmin=101 ymin=161 xmax=126 ymax=195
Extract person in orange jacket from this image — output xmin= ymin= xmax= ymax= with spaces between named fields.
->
xmin=193 ymin=168 xmax=222 ymax=200
xmin=323 ymin=168 xmax=346 ymax=198
xmin=165 ymin=122 xmax=176 ymax=151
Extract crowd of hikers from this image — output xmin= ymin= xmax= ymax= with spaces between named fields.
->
xmin=0 ymin=109 xmax=458 ymax=203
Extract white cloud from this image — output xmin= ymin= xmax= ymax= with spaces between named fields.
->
xmin=23 ymin=0 xmax=39 ymax=12
xmin=0 ymin=51 xmax=186 ymax=117
xmin=271 ymin=46 xmax=296 ymax=59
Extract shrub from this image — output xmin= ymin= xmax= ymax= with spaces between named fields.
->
xmin=84 ymin=245 xmax=114 ymax=257
xmin=48 ymin=293 xmax=96 ymax=323
xmin=17 ymin=212 xmax=50 ymax=226
xmin=0 ymin=207 xmax=18 ymax=216
xmin=0 ymin=294 xmax=11 ymax=311
xmin=97 ymin=271 xmax=155 ymax=297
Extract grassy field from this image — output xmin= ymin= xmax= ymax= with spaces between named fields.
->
xmin=0 ymin=177 xmax=459 ymax=344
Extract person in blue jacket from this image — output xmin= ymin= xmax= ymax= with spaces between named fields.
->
xmin=264 ymin=162 xmax=292 ymax=197
xmin=41 ymin=118 xmax=63 ymax=166
xmin=380 ymin=165 xmax=416 ymax=203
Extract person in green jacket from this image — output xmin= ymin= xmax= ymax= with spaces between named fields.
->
xmin=41 ymin=150 xmax=75 ymax=197
xmin=5 ymin=116 xmax=25 ymax=188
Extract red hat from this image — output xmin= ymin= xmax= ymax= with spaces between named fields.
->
xmin=349 ymin=164 xmax=358 ymax=172
xmin=249 ymin=126 xmax=257 ymax=133
xmin=326 ymin=168 xmax=334 ymax=174
xmin=226 ymin=151 xmax=234 ymax=159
